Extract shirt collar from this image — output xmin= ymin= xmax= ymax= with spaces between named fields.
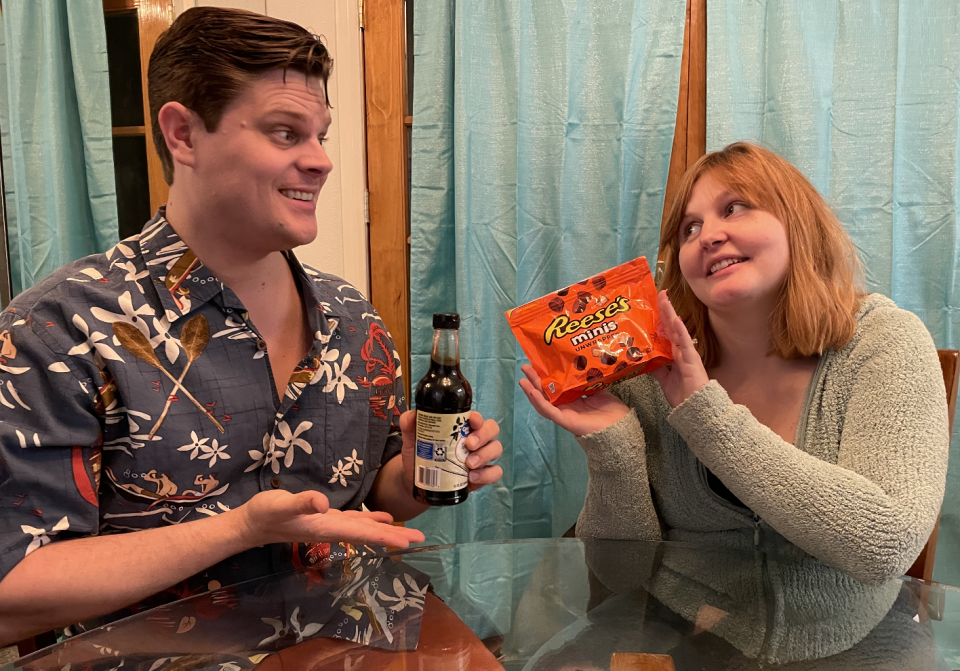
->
xmin=139 ymin=210 xmax=224 ymax=324
xmin=138 ymin=210 xmax=340 ymax=338
xmin=284 ymin=249 xmax=340 ymax=341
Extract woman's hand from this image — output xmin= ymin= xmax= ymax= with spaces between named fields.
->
xmin=519 ymin=364 xmax=630 ymax=437
xmin=651 ymin=290 xmax=710 ymax=408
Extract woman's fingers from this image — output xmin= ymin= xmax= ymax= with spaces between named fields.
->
xmin=519 ymin=376 xmax=565 ymax=424
xmin=519 ymin=365 xmax=559 ymax=414
xmin=658 ymin=291 xmax=699 ymax=361
xmin=520 ymin=363 xmax=545 ymax=389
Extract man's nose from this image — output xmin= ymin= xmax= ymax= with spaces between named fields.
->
xmin=300 ymin=138 xmax=334 ymax=177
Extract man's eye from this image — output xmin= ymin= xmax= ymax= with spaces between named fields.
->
xmin=318 ymin=135 xmax=328 ymax=146
xmin=274 ymin=129 xmax=296 ymax=142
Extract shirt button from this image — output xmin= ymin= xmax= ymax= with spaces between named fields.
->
xmin=257 ymin=339 xmax=268 ymax=351
xmin=270 ymin=477 xmax=281 ymax=489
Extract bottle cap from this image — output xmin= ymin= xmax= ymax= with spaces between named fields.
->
xmin=433 ymin=313 xmax=460 ymax=329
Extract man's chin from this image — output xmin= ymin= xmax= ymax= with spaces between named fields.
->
xmin=273 ymin=219 xmax=319 ymax=249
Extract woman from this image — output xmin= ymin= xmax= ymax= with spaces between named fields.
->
xmin=520 ymin=142 xmax=949 ymax=586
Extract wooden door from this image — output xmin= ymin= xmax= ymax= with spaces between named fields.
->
xmin=362 ymin=0 xmax=412 ymax=396
xmin=103 ymin=0 xmax=173 ymax=239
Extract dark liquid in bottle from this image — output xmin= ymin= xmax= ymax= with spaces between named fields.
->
xmin=413 ymin=319 xmax=472 ymax=506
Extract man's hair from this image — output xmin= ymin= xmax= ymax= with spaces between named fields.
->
xmin=147 ymin=7 xmax=333 ymax=185
xmin=659 ymin=141 xmax=865 ymax=367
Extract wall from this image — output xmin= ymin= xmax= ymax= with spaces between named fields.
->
xmin=174 ymin=0 xmax=369 ymax=296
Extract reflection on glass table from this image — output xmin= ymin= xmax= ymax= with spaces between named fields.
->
xmin=14 ymin=538 xmax=960 ymax=670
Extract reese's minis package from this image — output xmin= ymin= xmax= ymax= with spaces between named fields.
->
xmin=505 ymin=257 xmax=673 ymax=405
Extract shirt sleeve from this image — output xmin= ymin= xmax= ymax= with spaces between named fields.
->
xmin=0 ymin=307 xmax=103 ymax=583
xmin=380 ymin=329 xmax=408 ymax=467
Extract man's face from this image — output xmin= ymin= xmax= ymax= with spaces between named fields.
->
xmin=189 ymin=69 xmax=333 ymax=252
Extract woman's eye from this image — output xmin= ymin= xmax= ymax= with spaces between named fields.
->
xmin=726 ymin=202 xmax=747 ymax=215
xmin=682 ymin=223 xmax=701 ymax=239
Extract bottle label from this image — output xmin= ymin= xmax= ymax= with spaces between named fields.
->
xmin=414 ymin=410 xmax=471 ymax=492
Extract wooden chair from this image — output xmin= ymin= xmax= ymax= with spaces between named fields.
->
xmin=906 ymin=349 xmax=959 ymax=582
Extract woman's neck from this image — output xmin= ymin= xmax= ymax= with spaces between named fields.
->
xmin=707 ymin=303 xmax=777 ymax=373
xmin=707 ymin=302 xmax=820 ymax=380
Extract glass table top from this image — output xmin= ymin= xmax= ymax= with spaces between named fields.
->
xmin=14 ymin=538 xmax=960 ymax=670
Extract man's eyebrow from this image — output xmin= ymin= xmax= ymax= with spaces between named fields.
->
xmin=262 ymin=109 xmax=306 ymax=121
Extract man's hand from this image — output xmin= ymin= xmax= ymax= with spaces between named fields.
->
xmin=239 ymin=490 xmax=425 ymax=548
xmin=400 ymin=410 xmax=503 ymax=492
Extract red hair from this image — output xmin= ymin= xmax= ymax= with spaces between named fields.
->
xmin=659 ymin=142 xmax=864 ymax=367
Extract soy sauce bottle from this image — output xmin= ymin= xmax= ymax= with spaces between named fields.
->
xmin=413 ymin=313 xmax=472 ymax=506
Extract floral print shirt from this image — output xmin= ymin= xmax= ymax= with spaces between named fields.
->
xmin=0 ymin=210 xmax=407 ymax=598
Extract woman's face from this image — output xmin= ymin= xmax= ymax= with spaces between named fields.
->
xmin=677 ymin=172 xmax=791 ymax=314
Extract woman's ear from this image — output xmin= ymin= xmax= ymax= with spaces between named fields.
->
xmin=157 ymin=102 xmax=201 ymax=174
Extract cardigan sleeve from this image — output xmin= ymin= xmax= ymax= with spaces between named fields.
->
xmin=574 ymin=377 xmax=663 ymax=541
xmin=668 ymin=306 xmax=949 ymax=585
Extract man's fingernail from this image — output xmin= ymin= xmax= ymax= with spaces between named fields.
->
xmin=469 ymin=471 xmax=480 ymax=482
xmin=468 ymin=456 xmax=479 ymax=468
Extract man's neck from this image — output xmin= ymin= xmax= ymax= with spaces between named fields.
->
xmin=163 ymin=197 xmax=296 ymax=311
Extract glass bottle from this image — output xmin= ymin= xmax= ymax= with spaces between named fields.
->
xmin=413 ymin=313 xmax=472 ymax=506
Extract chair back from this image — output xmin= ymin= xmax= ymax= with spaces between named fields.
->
xmin=905 ymin=349 xmax=959 ymax=581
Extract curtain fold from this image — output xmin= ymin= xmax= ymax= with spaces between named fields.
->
xmin=0 ymin=0 xmax=118 ymax=296
xmin=410 ymin=0 xmax=685 ymax=544
xmin=707 ymin=0 xmax=960 ymax=611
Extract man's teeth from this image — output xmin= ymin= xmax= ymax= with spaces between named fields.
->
xmin=281 ymin=190 xmax=313 ymax=202
xmin=710 ymin=258 xmax=745 ymax=275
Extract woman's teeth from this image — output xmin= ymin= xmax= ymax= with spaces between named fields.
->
xmin=710 ymin=258 xmax=745 ymax=275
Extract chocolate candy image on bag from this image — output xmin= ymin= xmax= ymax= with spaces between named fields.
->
xmin=505 ymin=257 xmax=673 ymax=405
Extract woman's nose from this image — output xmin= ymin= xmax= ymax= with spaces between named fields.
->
xmin=699 ymin=217 xmax=727 ymax=248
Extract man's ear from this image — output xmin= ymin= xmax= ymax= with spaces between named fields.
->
xmin=157 ymin=102 xmax=202 ymax=172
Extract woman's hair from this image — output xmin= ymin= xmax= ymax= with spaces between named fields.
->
xmin=659 ymin=142 xmax=865 ymax=367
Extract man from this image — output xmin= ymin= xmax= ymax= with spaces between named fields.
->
xmin=0 ymin=7 xmax=502 ymax=643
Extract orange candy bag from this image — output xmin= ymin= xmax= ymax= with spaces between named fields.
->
xmin=505 ymin=257 xmax=673 ymax=405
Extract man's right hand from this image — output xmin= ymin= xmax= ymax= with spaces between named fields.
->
xmin=238 ymin=490 xmax=426 ymax=548
xmin=518 ymin=364 xmax=630 ymax=437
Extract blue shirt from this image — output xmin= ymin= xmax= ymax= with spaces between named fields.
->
xmin=0 ymin=210 xmax=407 ymax=604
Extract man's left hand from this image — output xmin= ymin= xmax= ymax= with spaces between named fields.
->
xmin=400 ymin=411 xmax=503 ymax=493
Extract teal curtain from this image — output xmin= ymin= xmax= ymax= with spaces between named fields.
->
xmin=409 ymin=0 xmax=686 ymax=544
xmin=707 ymin=0 xmax=960 ymax=659
xmin=0 ymin=0 xmax=118 ymax=297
